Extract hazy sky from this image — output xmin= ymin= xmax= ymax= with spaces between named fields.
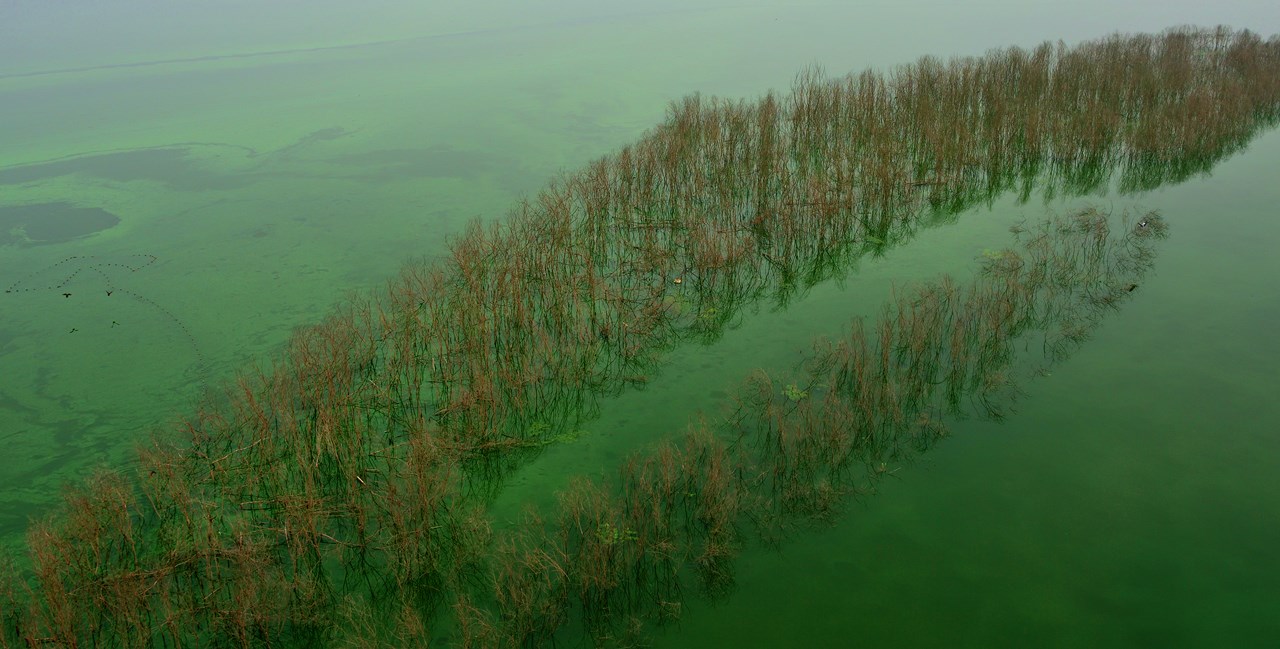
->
xmin=3 ymin=0 xmax=1278 ymax=78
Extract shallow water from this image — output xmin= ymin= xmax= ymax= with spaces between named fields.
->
xmin=647 ymin=130 xmax=1280 ymax=647
xmin=2 ymin=2 xmax=1278 ymax=645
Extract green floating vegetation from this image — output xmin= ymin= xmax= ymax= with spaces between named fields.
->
xmin=0 ymin=26 xmax=1274 ymax=648
xmin=782 ymin=383 xmax=809 ymax=402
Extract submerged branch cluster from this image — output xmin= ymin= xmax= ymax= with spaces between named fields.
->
xmin=0 ymin=26 xmax=1273 ymax=647
xmin=448 ymin=207 xmax=1168 ymax=648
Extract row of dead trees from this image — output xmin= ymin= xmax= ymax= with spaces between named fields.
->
xmin=0 ymin=26 xmax=1273 ymax=647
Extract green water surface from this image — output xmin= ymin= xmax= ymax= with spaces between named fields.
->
xmin=2 ymin=2 xmax=1278 ymax=646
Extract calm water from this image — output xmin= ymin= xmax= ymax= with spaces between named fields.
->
xmin=2 ymin=2 xmax=1278 ymax=645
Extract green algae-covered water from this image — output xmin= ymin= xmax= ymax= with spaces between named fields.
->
xmin=2 ymin=2 xmax=1278 ymax=646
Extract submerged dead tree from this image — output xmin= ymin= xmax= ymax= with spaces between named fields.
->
xmin=0 ymin=26 xmax=1275 ymax=648
xmin=454 ymin=206 xmax=1168 ymax=647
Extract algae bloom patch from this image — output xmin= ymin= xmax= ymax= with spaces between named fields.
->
xmin=0 ymin=202 xmax=120 ymax=246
